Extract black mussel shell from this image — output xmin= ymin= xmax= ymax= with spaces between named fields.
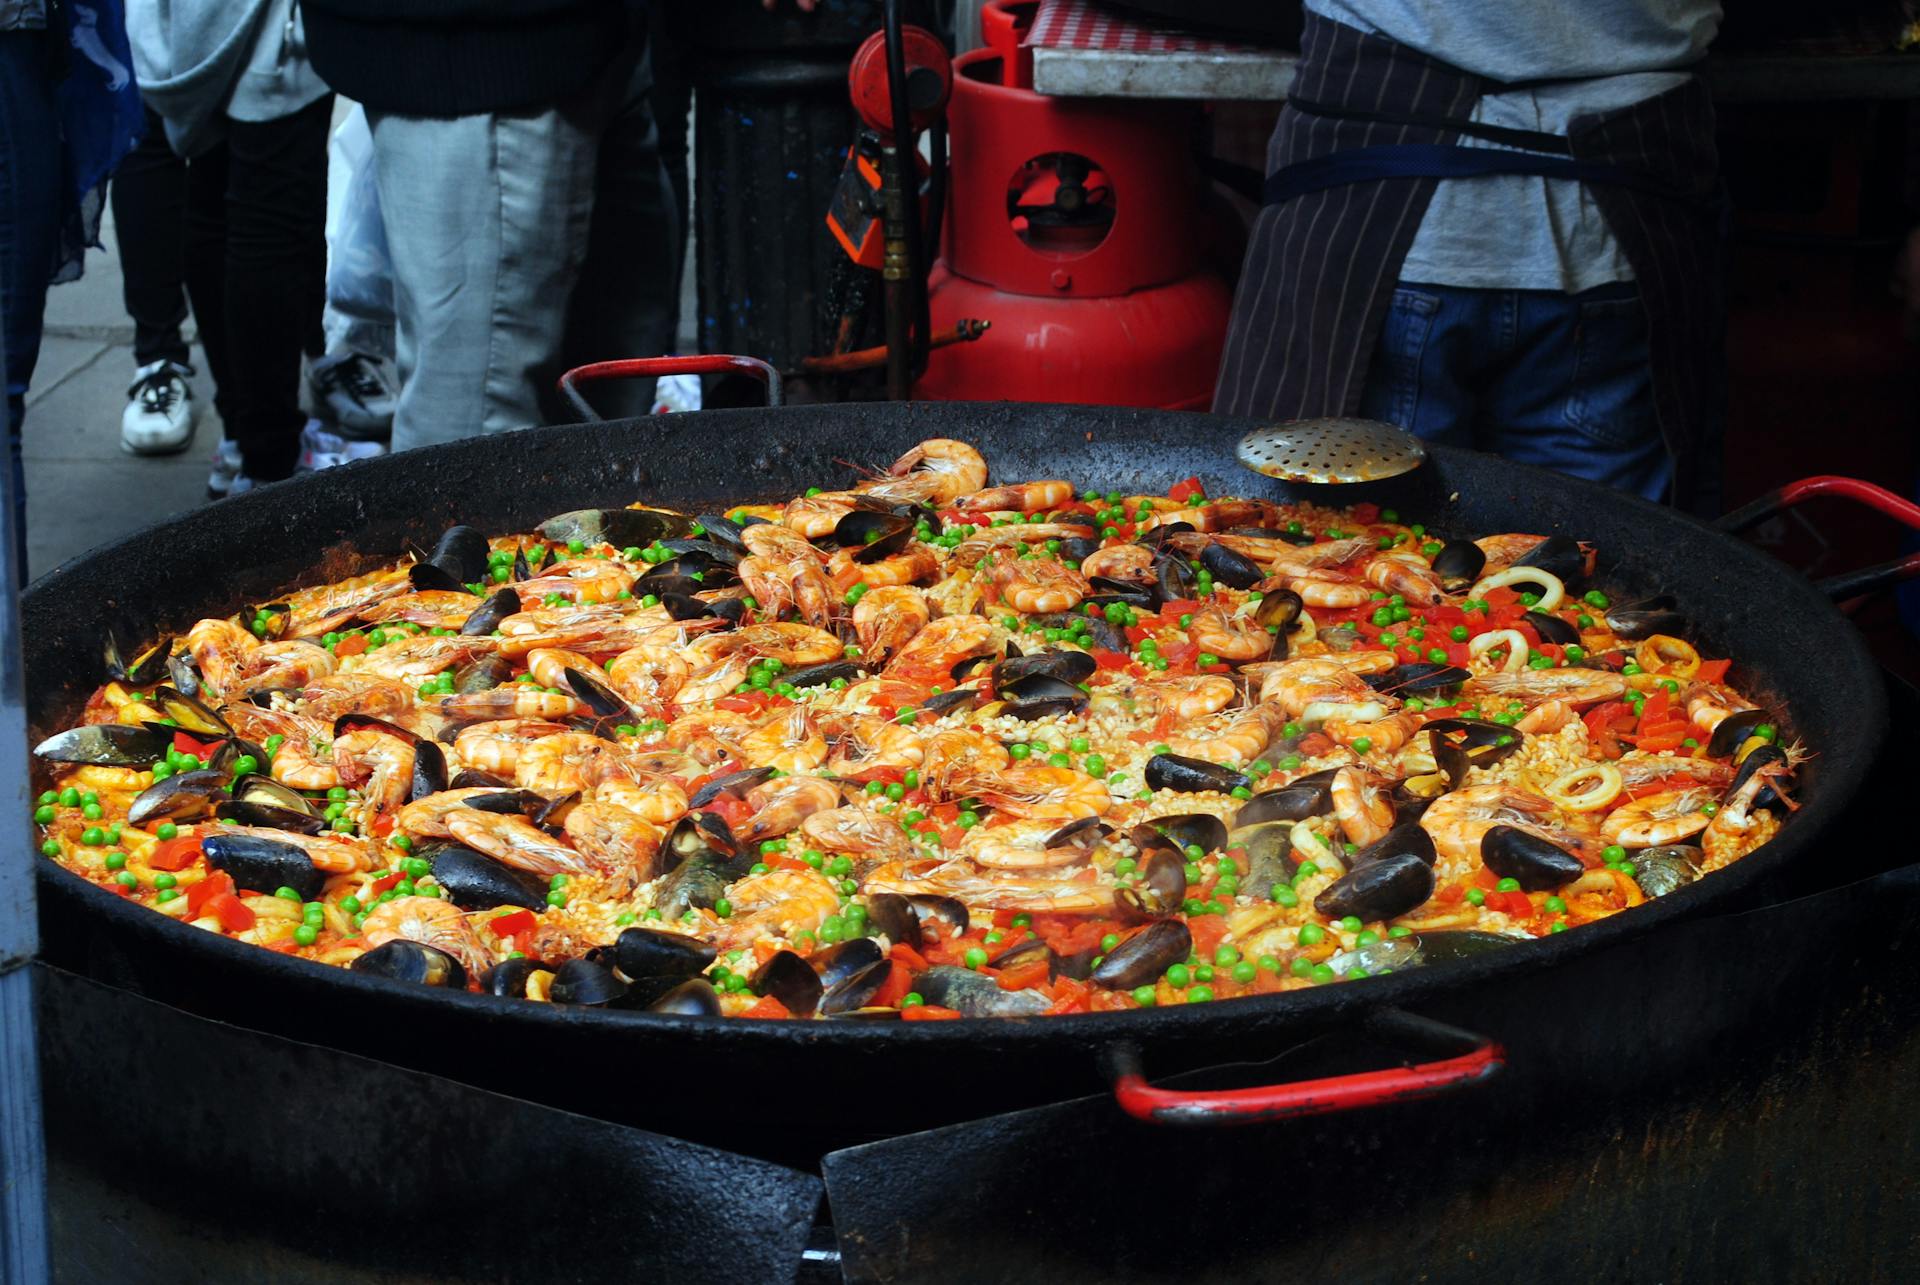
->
xmin=993 ymin=649 xmax=1097 ymax=686
xmin=1349 ymin=820 xmax=1435 ymax=868
xmin=819 ymin=958 xmax=892 ymax=1015
xmin=1048 ymin=816 xmax=1109 ymax=856
xmin=127 ymin=769 xmax=229 ymax=825
xmin=1083 ymin=580 xmax=1156 ymax=609
xmin=638 ymin=573 xmax=712 ymax=601
xmin=1144 ymin=754 xmax=1250 ymax=795
xmin=1315 ymin=852 xmax=1435 ymax=921
xmin=428 ymin=524 xmax=490 ymax=585
xmin=654 ymin=857 xmax=732 ymax=915
xmin=1513 ymin=534 xmax=1586 ymax=584
xmin=661 ymin=591 xmax=722 ymax=622
xmin=105 ymin=632 xmax=175 ymax=686
xmin=530 ymin=790 xmax=577 ymax=829
xmin=1061 ymin=536 xmax=1101 ymax=563
xmin=548 ymin=958 xmax=629 ymax=1007
xmin=658 ymin=537 xmax=743 ymax=568
xmin=481 ymin=958 xmax=549 ymax=998
xmin=1136 ymin=811 xmax=1229 ymax=856
xmin=865 ymin=893 xmax=921 ymax=949
xmin=428 ymin=843 xmax=548 ymax=910
xmin=1366 ymin=663 xmax=1470 ymax=695
xmin=334 ymin=712 xmax=419 ymax=745
xmin=904 ymin=893 xmax=969 ymax=942
xmin=1155 ymin=552 xmax=1197 ymax=604
xmin=562 ymin=666 xmax=632 ymax=718
xmin=1603 ymin=595 xmax=1685 ymax=641
xmin=707 ymin=597 xmax=747 ymax=625
xmin=689 ymin=766 xmax=775 ymax=809
xmin=1429 ymin=539 xmax=1486 ymax=592
xmin=1199 ymin=543 xmax=1262 ymax=589
xmin=665 ymin=809 xmax=741 ymax=863
xmin=512 ymin=549 xmax=532 ymax=582
xmin=1629 ymin=845 xmax=1701 ymax=898
xmin=207 ymin=736 xmax=270 ymax=777
xmin=1727 ymin=742 xmax=1791 ymax=809
xmin=1388 ymin=780 xmax=1440 ymax=823
xmin=213 ymin=775 xmax=327 ymax=834
xmin=456 ymin=789 xmax=547 ymax=817
xmin=1253 ymin=587 xmax=1304 ymax=632
xmin=165 ymin=652 xmax=202 ymax=698
xmin=693 ymin=514 xmax=748 ymax=553
xmin=1708 ymin=708 xmax=1769 ymax=758
xmin=1423 ymin=719 xmax=1524 ymax=788
xmin=750 ymin=949 xmax=824 ymax=1017
xmin=811 ymin=938 xmax=885 ymax=988
xmin=1116 ymin=847 xmax=1187 ymax=920
xmin=951 ymin=653 xmax=996 ymax=682
xmin=1091 ymin=920 xmax=1193 ymax=990
xmin=1080 ymin=617 xmax=1130 ymax=654
xmin=997 ymin=673 xmax=1089 ymax=721
xmin=645 ymin=978 xmax=722 ymax=1016
xmin=988 ymin=937 xmax=1055 ymax=976
xmin=201 ymin=833 xmax=324 ymax=900
xmin=784 ymin=660 xmax=865 ymax=689
xmin=540 ymin=507 xmax=693 ymax=549
xmin=408 ymin=561 xmax=468 ymax=594
xmin=1234 ymin=780 xmax=1333 ymax=826
xmin=1414 ymin=929 xmax=1523 ymax=964
xmin=449 ymin=768 xmax=512 ymax=789
xmin=461 ymin=589 xmax=520 ymax=636
xmin=34 ymin=723 xmax=170 ymax=767
xmin=1526 ymin=611 xmax=1580 ymax=646
xmin=613 ymin=926 xmax=717 ymax=981
xmin=1136 ymin=521 xmax=1194 ymax=547
xmin=912 ymin=965 xmax=1050 ymax=1017
xmin=351 ymin=941 xmax=467 ymax=989
xmin=410 ymin=740 xmax=449 ymax=800
xmin=834 ymin=509 xmax=914 ymax=561
xmin=152 ymin=686 xmax=232 ymax=738
xmin=920 ymin=688 xmax=981 ymax=717
xmin=646 ymin=553 xmax=739 ymax=585
xmin=1480 ymin=825 xmax=1583 ymax=891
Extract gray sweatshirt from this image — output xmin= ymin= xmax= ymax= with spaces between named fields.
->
xmin=127 ymin=0 xmax=329 ymax=155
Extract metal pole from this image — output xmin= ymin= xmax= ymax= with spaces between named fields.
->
xmin=0 ymin=256 xmax=51 ymax=1281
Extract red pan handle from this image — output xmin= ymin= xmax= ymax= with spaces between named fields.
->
xmin=1714 ymin=475 xmax=1920 ymax=603
xmin=1107 ymin=1009 xmax=1502 ymax=1127
xmin=558 ymin=355 xmax=784 ymax=423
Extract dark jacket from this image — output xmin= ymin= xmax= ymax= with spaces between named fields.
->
xmin=302 ymin=0 xmax=635 ymax=117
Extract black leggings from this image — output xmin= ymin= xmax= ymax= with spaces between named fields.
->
xmin=110 ymin=98 xmax=329 ymax=478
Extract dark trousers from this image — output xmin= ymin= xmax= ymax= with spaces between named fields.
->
xmin=114 ymin=97 xmax=329 ymax=478
xmin=0 ymin=29 xmax=59 ymax=580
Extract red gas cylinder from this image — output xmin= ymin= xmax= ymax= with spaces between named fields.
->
xmin=914 ymin=4 xmax=1233 ymax=409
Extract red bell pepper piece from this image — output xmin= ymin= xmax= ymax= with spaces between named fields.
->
xmin=333 ymin=634 xmax=370 ymax=658
xmin=871 ymin=959 xmax=914 ymax=1008
xmin=209 ymin=892 xmax=256 ymax=933
xmin=1695 ymin=658 xmax=1731 ymax=684
xmin=1168 ymin=477 xmax=1206 ymax=503
xmin=148 ymin=835 xmax=204 ymax=872
xmin=185 ymin=870 xmax=235 ymax=918
xmin=901 ymin=1005 xmax=963 ymax=1021
xmin=489 ymin=909 xmax=536 ymax=938
xmin=740 ymin=995 xmax=791 ymax=1019
xmin=995 ymin=959 xmax=1051 ymax=992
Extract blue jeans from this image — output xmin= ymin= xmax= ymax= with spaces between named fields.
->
xmin=0 ymin=30 xmax=59 ymax=578
xmin=1358 ymin=281 xmax=1672 ymax=502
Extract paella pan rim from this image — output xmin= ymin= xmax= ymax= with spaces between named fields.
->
xmin=21 ymin=402 xmax=1886 ymax=1045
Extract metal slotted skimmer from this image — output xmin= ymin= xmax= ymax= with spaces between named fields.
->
xmin=1236 ymin=418 xmax=1427 ymax=485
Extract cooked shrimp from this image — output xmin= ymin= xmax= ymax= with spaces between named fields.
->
xmin=1078 ymin=543 xmax=1157 ymax=584
xmin=295 ymin=673 xmax=422 ymax=727
xmin=1136 ymin=674 xmax=1238 ymax=721
xmin=1265 ymin=535 xmax=1375 ymax=572
xmin=1700 ymin=758 xmax=1793 ymax=870
xmin=1418 ymin=785 xmax=1562 ymax=868
xmin=863 ymin=858 xmax=1114 ymax=913
xmin=1515 ymin=699 xmax=1575 ymax=735
xmin=952 ymin=763 xmax=1110 ymax=821
xmin=591 ymin=773 xmax=691 ymax=826
xmin=1138 ymin=499 xmax=1280 ymax=533
xmin=798 ymin=805 xmax=916 ymax=863
xmin=1186 ymin=603 xmax=1272 ymax=661
xmin=242 ymin=639 xmax=338 ymax=690
xmin=1323 ymin=710 xmax=1420 ymax=754
xmin=280 ymin=568 xmax=413 ymax=637
xmin=725 ymin=623 xmax=845 ymax=667
xmin=525 ymin=647 xmax=602 ymax=691
xmin=1615 ymin=755 xmax=1733 ymax=791
xmin=825 ymin=715 xmax=926 ymax=776
xmin=605 ymin=647 xmax=689 ymax=708
xmin=883 ymin=614 xmax=997 ymax=683
xmin=711 ymin=869 xmax=843 ymax=949
xmin=990 ymin=550 xmax=1089 ymax=614
xmin=217 ymin=825 xmax=380 ymax=874
xmin=516 ymin=732 xmax=621 ymax=795
xmin=358 ymin=896 xmax=489 ymax=976
xmin=438 ymin=686 xmax=586 ymax=723
xmin=1364 ymin=553 xmax=1443 ymax=605
xmin=561 ymin=801 xmax=664 ymax=883
xmin=445 ymin=808 xmax=596 ymax=877
xmin=1258 ymin=657 xmax=1380 ymax=719
xmin=954 ymin=480 xmax=1075 ymax=514
xmin=675 ymin=654 xmax=758 ymax=709
xmin=332 ymin=728 xmax=416 ymax=825
xmin=781 ymin=491 xmax=858 ymax=538
xmin=358 ymin=591 xmax=483 ymax=630
xmin=398 ymin=787 xmax=535 ymax=840
xmin=737 ymin=527 xmax=835 ymax=628
xmin=1275 ymin=573 xmax=1370 ymax=610
xmin=451 ymin=719 xmax=572 ymax=777
xmin=221 ymin=707 xmax=340 ymax=789
xmin=1474 ymin=534 xmax=1551 ymax=571
xmin=865 ymin=439 xmax=988 ymax=506
xmin=1330 ymin=767 xmax=1394 ymax=846
xmin=185 ymin=619 xmax=258 ymax=697
xmin=1600 ymin=787 xmax=1716 ymax=848
xmin=853 ymin=586 xmax=930 ymax=663
xmin=352 ymin=636 xmax=498 ymax=685
xmin=1464 ymin=670 xmax=1626 ymax=709
xmin=738 ymin=775 xmax=843 ymax=843
xmin=1166 ymin=704 xmax=1286 ymax=766
xmin=949 ymin=522 xmax=1096 ymax=564
xmin=737 ymin=705 xmax=828 ymax=774
xmin=916 ymin=729 xmax=1012 ymax=799
xmin=1685 ymin=686 xmax=1754 ymax=735
xmin=961 ymin=817 xmax=1098 ymax=870
xmin=658 ymin=706 xmax=753 ymax=765
xmin=515 ymin=558 xmax=636 ymax=606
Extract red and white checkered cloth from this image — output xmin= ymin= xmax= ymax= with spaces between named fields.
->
xmin=1026 ymin=0 xmax=1259 ymax=54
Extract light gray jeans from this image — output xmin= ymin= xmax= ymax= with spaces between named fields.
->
xmin=368 ymin=54 xmax=678 ymax=452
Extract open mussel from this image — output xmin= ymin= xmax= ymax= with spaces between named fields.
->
xmin=1253 ymin=586 xmax=1304 ymax=634
xmin=408 ymin=560 xmax=469 ymax=594
xmin=1116 ymin=848 xmax=1187 ymax=920
xmin=127 ymin=769 xmax=229 ymax=826
xmin=819 ymin=957 xmax=893 ymax=1016
xmin=1526 ymin=612 xmax=1580 ymax=646
xmin=811 ymin=938 xmax=885 ymax=989
xmin=613 ymin=926 xmax=718 ymax=981
xmin=988 ymin=937 xmax=1055 ymax=977
xmin=1135 ymin=521 xmax=1194 ymax=547
xmin=750 ymin=949 xmax=824 ymax=1017
xmin=1326 ymin=937 xmax=1422 ymax=976
xmin=1603 ymin=594 xmax=1686 ymax=641
xmin=1091 ymin=920 xmax=1193 ymax=990
xmin=1429 ymin=539 xmax=1486 ymax=593
xmin=540 ymin=506 xmax=692 ymax=550
xmin=426 ymin=524 xmax=490 ymax=585
xmin=1629 ymin=845 xmax=1701 ymax=898
xmin=1423 ymin=719 xmax=1524 ymax=788
xmin=1144 ymin=753 xmax=1249 ymax=795
xmin=411 ymin=740 xmax=449 ymax=800
xmin=661 ymin=591 xmax=724 ymax=622
xmin=993 ymin=649 xmax=1096 ymax=687
xmin=481 ymin=958 xmax=552 ymax=999
xmin=1315 ymin=852 xmax=1434 ymax=921
xmin=104 ymin=632 xmax=175 ymax=686
xmin=1082 ymin=578 xmax=1156 ymax=610
xmin=656 ymin=537 xmax=743 ymax=569
xmin=1155 ymin=552 xmax=1197 ymax=603
xmin=920 ymin=688 xmax=982 ymax=717
xmin=913 ymin=965 xmax=1050 ymax=1017
xmin=461 ymin=588 xmax=520 ymax=636
xmin=213 ymin=774 xmax=325 ymax=833
xmin=833 ymin=508 xmax=915 ymax=562
xmin=544 ymin=958 xmax=629 ymax=1007
xmin=1199 ymin=542 xmax=1262 ymax=590
xmin=693 ymin=513 xmax=749 ymax=553
xmin=1727 ymin=742 xmax=1792 ymax=810
xmin=1414 ymin=929 xmax=1524 ymax=964
xmin=202 ymin=833 xmax=324 ymax=899
xmin=662 ymin=810 xmax=742 ymax=868
xmin=1349 ymin=821 xmax=1435 ymax=869
xmin=783 ymin=660 xmax=865 ymax=689
xmin=865 ymin=892 xmax=968 ymax=948
xmin=150 ymin=686 xmax=232 ymax=738
xmin=996 ymin=673 xmax=1089 ymax=721
xmin=1234 ymin=778 xmax=1333 ymax=827
xmin=1130 ymin=812 xmax=1228 ymax=858
xmin=654 ymin=859 xmax=732 ymax=917
xmin=1513 ymin=534 xmax=1588 ymax=584
xmin=351 ymin=941 xmax=467 ymax=988
xmin=645 ymin=978 xmax=722 ymax=1016
xmin=689 ymin=766 xmax=775 ymax=809
xmin=428 ymin=842 xmax=548 ymax=910
xmin=1707 ymin=707 xmax=1770 ymax=758
xmin=1365 ymin=662 xmax=1470 ymax=695
xmin=34 ymin=723 xmax=170 ymax=767
xmin=1480 ymin=825 xmax=1583 ymax=891
xmin=561 ymin=665 xmax=634 ymax=720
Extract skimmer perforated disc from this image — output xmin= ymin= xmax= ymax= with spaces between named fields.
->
xmin=1236 ymin=418 xmax=1427 ymax=484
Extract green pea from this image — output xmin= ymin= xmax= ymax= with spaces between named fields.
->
xmin=1297 ymin=924 xmax=1324 ymax=946
xmin=1272 ymin=884 xmax=1299 ymax=907
xmin=1131 ymin=986 xmax=1157 ymax=1007
xmin=1467 ymin=888 xmax=1486 ymax=906
xmin=80 ymin=827 xmax=105 ymax=847
xmin=713 ymin=898 xmax=733 ymax=918
xmin=546 ymin=890 xmax=567 ymax=908
xmin=1166 ymin=963 xmax=1191 ymax=988
xmin=1187 ymin=986 xmax=1214 ymax=1003
xmin=33 ymin=805 xmax=54 ymax=825
xmin=964 ymin=947 xmax=988 ymax=969
xmin=1231 ymin=961 xmax=1257 ymax=985
xmin=1309 ymin=964 xmax=1335 ymax=985
xmin=1496 ymin=877 xmax=1521 ymax=893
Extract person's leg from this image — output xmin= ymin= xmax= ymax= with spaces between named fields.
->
xmin=111 ymin=107 xmax=194 ymax=369
xmin=1479 ymin=283 xmax=1671 ymax=502
xmin=183 ymin=137 xmax=236 ymax=433
xmin=220 ymin=95 xmax=332 ymax=482
xmin=0 ymin=30 xmax=62 ymax=573
xmin=562 ymin=54 xmax=679 ymax=422
xmin=1356 ymin=283 xmax=1486 ymax=451
xmin=371 ymin=101 xmax=596 ymax=452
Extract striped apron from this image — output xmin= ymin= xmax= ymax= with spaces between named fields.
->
xmin=1213 ymin=12 xmax=1725 ymax=511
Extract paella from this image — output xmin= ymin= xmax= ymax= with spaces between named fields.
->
xmin=32 ymin=438 xmax=1800 ymax=1019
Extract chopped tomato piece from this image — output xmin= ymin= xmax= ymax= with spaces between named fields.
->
xmin=489 ymin=909 xmax=536 ymax=937
xmin=1297 ymin=732 xmax=1334 ymax=757
xmin=1350 ymin=502 xmax=1380 ymax=525
xmin=1168 ymin=476 xmax=1206 ymax=503
xmin=370 ymin=871 xmax=403 ymax=894
xmin=1046 ymin=976 xmax=1093 ymax=1015
xmin=1187 ymin=915 xmax=1229 ymax=959
xmin=172 ymin=731 xmax=218 ymax=758
xmin=740 ymin=995 xmax=791 ymax=1019
xmin=1092 ymin=648 xmax=1132 ymax=670
xmin=1640 ymin=688 xmax=1671 ymax=725
xmin=889 ymin=941 xmax=930 ymax=972
xmin=995 ymin=959 xmax=1051 ymax=991
xmin=185 ymin=870 xmax=235 ymax=918
xmin=705 ymin=795 xmax=753 ymax=828
xmin=370 ymin=812 xmax=396 ymax=838
xmin=1695 ymin=658 xmax=1731 ymax=684
xmin=871 ymin=959 xmax=914 ymax=1008
xmin=1436 ymin=882 xmax=1466 ymax=905
xmin=148 ymin=835 xmax=203 ymax=871
xmin=902 ymin=1005 xmax=963 ymax=1020
xmin=714 ymin=694 xmax=765 ymax=714
xmin=333 ymin=634 xmax=370 ymax=658
xmin=1158 ymin=599 xmax=1202 ymax=620
xmin=209 ymin=892 xmax=256 ymax=933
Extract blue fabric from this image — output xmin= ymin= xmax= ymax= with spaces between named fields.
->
xmin=1358 ymin=280 xmax=1672 ymax=502
xmin=0 ymin=30 xmax=60 ymax=576
xmin=52 ymin=0 xmax=143 ymax=283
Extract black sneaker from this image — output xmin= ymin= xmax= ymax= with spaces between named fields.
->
xmin=308 ymin=352 xmax=396 ymax=441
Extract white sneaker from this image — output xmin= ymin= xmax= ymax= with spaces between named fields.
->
xmin=121 ymin=360 xmax=198 ymax=455
xmin=298 ymin=418 xmax=388 ymax=473
xmin=206 ymin=439 xmax=244 ymax=499
xmin=308 ymin=352 xmax=396 ymax=441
